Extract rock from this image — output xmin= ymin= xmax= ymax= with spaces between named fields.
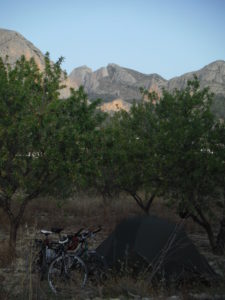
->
xmin=0 ymin=28 xmax=45 ymax=70
xmin=68 ymin=59 xmax=225 ymax=117
xmin=82 ymin=63 xmax=167 ymax=103
xmin=1 ymin=28 xmax=225 ymax=115
xmin=100 ymin=99 xmax=131 ymax=113
xmin=69 ymin=65 xmax=92 ymax=86
xmin=0 ymin=28 xmax=77 ymax=99
xmin=167 ymin=60 xmax=225 ymax=96
xmin=107 ymin=63 xmax=137 ymax=85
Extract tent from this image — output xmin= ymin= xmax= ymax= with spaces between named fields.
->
xmin=96 ymin=215 xmax=215 ymax=280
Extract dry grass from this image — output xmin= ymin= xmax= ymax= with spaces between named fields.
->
xmin=0 ymin=192 xmax=213 ymax=263
xmin=1 ymin=192 xmax=224 ymax=299
xmin=101 ymin=273 xmax=156 ymax=298
xmin=19 ymin=192 xmax=140 ymax=234
xmin=0 ymin=240 xmax=15 ymax=268
xmin=0 ymin=209 xmax=10 ymax=231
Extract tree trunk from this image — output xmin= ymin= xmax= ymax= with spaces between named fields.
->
xmin=204 ymin=223 xmax=217 ymax=253
xmin=214 ymin=191 xmax=225 ymax=255
xmin=128 ymin=190 xmax=156 ymax=215
xmin=1 ymin=192 xmax=39 ymax=256
xmin=215 ymin=217 xmax=225 ymax=255
xmin=145 ymin=193 xmax=156 ymax=214
xmin=190 ymin=211 xmax=216 ymax=252
xmin=9 ymin=219 xmax=19 ymax=253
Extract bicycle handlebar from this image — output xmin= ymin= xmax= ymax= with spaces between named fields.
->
xmin=79 ymin=225 xmax=102 ymax=241
xmin=92 ymin=225 xmax=102 ymax=234
xmin=75 ymin=227 xmax=84 ymax=236
xmin=35 ymin=225 xmax=102 ymax=248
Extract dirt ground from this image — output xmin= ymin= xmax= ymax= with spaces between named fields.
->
xmin=0 ymin=194 xmax=225 ymax=300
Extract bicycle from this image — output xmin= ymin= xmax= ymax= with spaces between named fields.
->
xmin=31 ymin=227 xmax=63 ymax=280
xmin=47 ymin=226 xmax=107 ymax=296
xmin=72 ymin=226 xmax=108 ymax=283
xmin=47 ymin=232 xmax=88 ymax=296
xmin=22 ymin=227 xmax=66 ymax=299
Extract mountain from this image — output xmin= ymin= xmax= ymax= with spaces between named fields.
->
xmin=167 ymin=60 xmax=225 ymax=95
xmin=0 ymin=28 xmax=77 ymax=98
xmin=69 ymin=61 xmax=225 ymax=101
xmin=69 ymin=61 xmax=225 ymax=117
xmin=69 ymin=63 xmax=166 ymax=103
xmin=166 ymin=60 xmax=225 ymax=119
xmin=0 ymin=28 xmax=225 ymax=117
xmin=100 ymin=99 xmax=131 ymax=113
xmin=0 ymin=28 xmax=45 ymax=69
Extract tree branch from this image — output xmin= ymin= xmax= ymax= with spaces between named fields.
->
xmin=14 ymin=171 xmax=50 ymax=225
xmin=145 ymin=192 xmax=156 ymax=213
xmin=124 ymin=188 xmax=145 ymax=211
xmin=0 ymin=190 xmax=15 ymax=220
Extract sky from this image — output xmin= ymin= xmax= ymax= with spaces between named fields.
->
xmin=0 ymin=0 xmax=225 ymax=79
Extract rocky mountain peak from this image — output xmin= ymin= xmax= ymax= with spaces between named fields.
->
xmin=167 ymin=59 xmax=225 ymax=95
xmin=204 ymin=60 xmax=225 ymax=68
xmin=106 ymin=63 xmax=137 ymax=85
xmin=94 ymin=67 xmax=109 ymax=78
xmin=0 ymin=28 xmax=79 ymax=98
xmin=1 ymin=29 xmax=225 ymax=116
xmin=107 ymin=63 xmax=121 ymax=69
xmin=70 ymin=65 xmax=92 ymax=73
xmin=69 ymin=65 xmax=92 ymax=86
xmin=0 ymin=28 xmax=45 ymax=70
xmin=200 ymin=60 xmax=225 ymax=79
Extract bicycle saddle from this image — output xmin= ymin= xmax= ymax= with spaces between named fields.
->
xmin=41 ymin=229 xmax=53 ymax=235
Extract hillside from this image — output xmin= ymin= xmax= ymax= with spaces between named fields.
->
xmin=0 ymin=28 xmax=225 ymax=116
xmin=0 ymin=28 xmax=77 ymax=98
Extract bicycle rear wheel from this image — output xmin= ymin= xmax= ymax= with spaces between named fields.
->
xmin=48 ymin=254 xmax=88 ymax=296
xmin=84 ymin=251 xmax=108 ymax=283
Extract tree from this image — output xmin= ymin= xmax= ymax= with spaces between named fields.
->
xmin=92 ymin=91 xmax=163 ymax=214
xmin=209 ymin=120 xmax=225 ymax=253
xmin=153 ymin=76 xmax=225 ymax=253
xmin=0 ymin=54 xmax=104 ymax=251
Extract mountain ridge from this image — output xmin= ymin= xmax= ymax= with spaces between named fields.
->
xmin=0 ymin=28 xmax=225 ymax=115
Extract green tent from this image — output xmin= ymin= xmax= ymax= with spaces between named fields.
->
xmin=96 ymin=215 xmax=215 ymax=280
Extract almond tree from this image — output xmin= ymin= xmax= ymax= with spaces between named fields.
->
xmin=154 ymin=77 xmax=225 ymax=253
xmin=0 ymin=54 xmax=104 ymax=251
xmin=210 ymin=121 xmax=225 ymax=253
xmin=92 ymin=94 xmax=163 ymax=214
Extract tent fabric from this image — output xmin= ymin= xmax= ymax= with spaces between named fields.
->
xmin=96 ymin=215 xmax=215 ymax=279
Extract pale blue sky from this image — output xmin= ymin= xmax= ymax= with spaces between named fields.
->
xmin=0 ymin=0 xmax=225 ymax=79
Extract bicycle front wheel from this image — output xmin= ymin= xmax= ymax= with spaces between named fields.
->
xmin=48 ymin=254 xmax=88 ymax=296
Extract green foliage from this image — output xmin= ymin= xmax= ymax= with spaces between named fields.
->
xmin=0 ymin=54 xmax=105 ymax=247
xmin=92 ymin=91 xmax=162 ymax=212
xmin=94 ymin=76 xmax=225 ymax=251
xmin=137 ymin=77 xmax=225 ymax=251
xmin=154 ymin=76 xmax=216 ymax=207
xmin=1 ymin=53 xmax=224 ymax=253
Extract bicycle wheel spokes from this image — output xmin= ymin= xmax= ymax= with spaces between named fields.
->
xmin=67 ymin=255 xmax=88 ymax=286
xmin=85 ymin=251 xmax=108 ymax=283
xmin=48 ymin=257 xmax=65 ymax=294
xmin=48 ymin=254 xmax=88 ymax=296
